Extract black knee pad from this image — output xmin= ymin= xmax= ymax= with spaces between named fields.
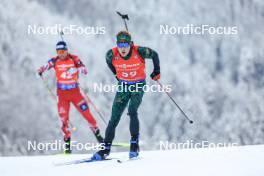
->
xmin=79 ymin=102 xmax=88 ymax=112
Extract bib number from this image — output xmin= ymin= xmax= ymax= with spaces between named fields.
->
xmin=60 ymin=72 xmax=73 ymax=79
xmin=122 ymin=71 xmax=137 ymax=78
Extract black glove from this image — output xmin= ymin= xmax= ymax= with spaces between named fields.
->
xmin=37 ymin=66 xmax=45 ymax=76
xmin=150 ymin=70 xmax=160 ymax=80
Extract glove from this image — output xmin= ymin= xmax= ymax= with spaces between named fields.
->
xmin=78 ymin=67 xmax=88 ymax=75
xmin=37 ymin=66 xmax=46 ymax=76
xmin=150 ymin=70 xmax=160 ymax=81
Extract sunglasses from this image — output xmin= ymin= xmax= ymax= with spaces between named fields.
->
xmin=56 ymin=50 xmax=67 ymax=54
xmin=117 ymin=42 xmax=130 ymax=48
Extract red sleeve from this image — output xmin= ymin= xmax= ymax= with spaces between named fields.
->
xmin=69 ymin=54 xmax=85 ymax=68
xmin=40 ymin=57 xmax=56 ymax=72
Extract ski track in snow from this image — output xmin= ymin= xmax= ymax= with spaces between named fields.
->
xmin=0 ymin=145 xmax=263 ymax=176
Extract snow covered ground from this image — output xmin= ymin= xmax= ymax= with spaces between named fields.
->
xmin=1 ymin=145 xmax=263 ymax=176
xmin=1 ymin=0 xmax=264 ymax=155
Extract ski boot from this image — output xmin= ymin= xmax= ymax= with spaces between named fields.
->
xmin=90 ymin=127 xmax=104 ymax=143
xmin=91 ymin=142 xmax=111 ymax=161
xmin=64 ymin=137 xmax=72 ymax=154
xmin=129 ymin=134 xmax=139 ymax=159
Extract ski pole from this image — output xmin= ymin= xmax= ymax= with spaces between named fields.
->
xmin=58 ymin=30 xmax=65 ymax=41
xmin=156 ymin=80 xmax=194 ymax=124
xmin=39 ymin=75 xmax=77 ymax=131
xmin=80 ymin=87 xmax=108 ymax=126
xmin=116 ymin=11 xmax=129 ymax=31
xmin=40 ymin=74 xmax=56 ymax=100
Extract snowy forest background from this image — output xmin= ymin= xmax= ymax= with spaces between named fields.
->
xmin=0 ymin=0 xmax=264 ymax=156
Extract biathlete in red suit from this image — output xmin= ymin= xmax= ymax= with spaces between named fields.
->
xmin=38 ymin=41 xmax=103 ymax=154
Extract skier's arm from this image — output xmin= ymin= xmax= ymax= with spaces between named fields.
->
xmin=137 ymin=47 xmax=160 ymax=80
xmin=37 ymin=58 xmax=56 ymax=76
xmin=106 ymin=49 xmax=117 ymax=75
xmin=71 ymin=55 xmax=87 ymax=75
xmin=72 ymin=55 xmax=85 ymax=68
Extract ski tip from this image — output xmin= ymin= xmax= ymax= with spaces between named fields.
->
xmin=112 ymin=142 xmax=130 ymax=148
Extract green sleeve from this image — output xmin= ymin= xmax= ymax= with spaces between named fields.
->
xmin=137 ymin=46 xmax=160 ymax=72
xmin=106 ymin=49 xmax=116 ymax=75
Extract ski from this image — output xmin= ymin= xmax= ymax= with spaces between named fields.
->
xmin=53 ymin=158 xmax=113 ymax=166
xmin=112 ymin=142 xmax=130 ymax=148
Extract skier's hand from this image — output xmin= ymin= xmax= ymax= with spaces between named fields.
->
xmin=79 ymin=67 xmax=88 ymax=75
xmin=150 ymin=70 xmax=160 ymax=81
xmin=37 ymin=66 xmax=46 ymax=76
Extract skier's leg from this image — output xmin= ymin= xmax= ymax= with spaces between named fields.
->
xmin=128 ymin=90 xmax=144 ymax=158
xmin=57 ymin=91 xmax=71 ymax=153
xmin=57 ymin=93 xmax=71 ymax=140
xmin=71 ymin=88 xmax=103 ymax=143
xmin=92 ymin=91 xmax=130 ymax=160
xmin=128 ymin=91 xmax=144 ymax=136
xmin=104 ymin=90 xmax=131 ymax=143
xmin=71 ymin=89 xmax=97 ymax=127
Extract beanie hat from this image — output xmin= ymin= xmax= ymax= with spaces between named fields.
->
xmin=56 ymin=41 xmax=67 ymax=50
xmin=116 ymin=31 xmax=131 ymax=43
